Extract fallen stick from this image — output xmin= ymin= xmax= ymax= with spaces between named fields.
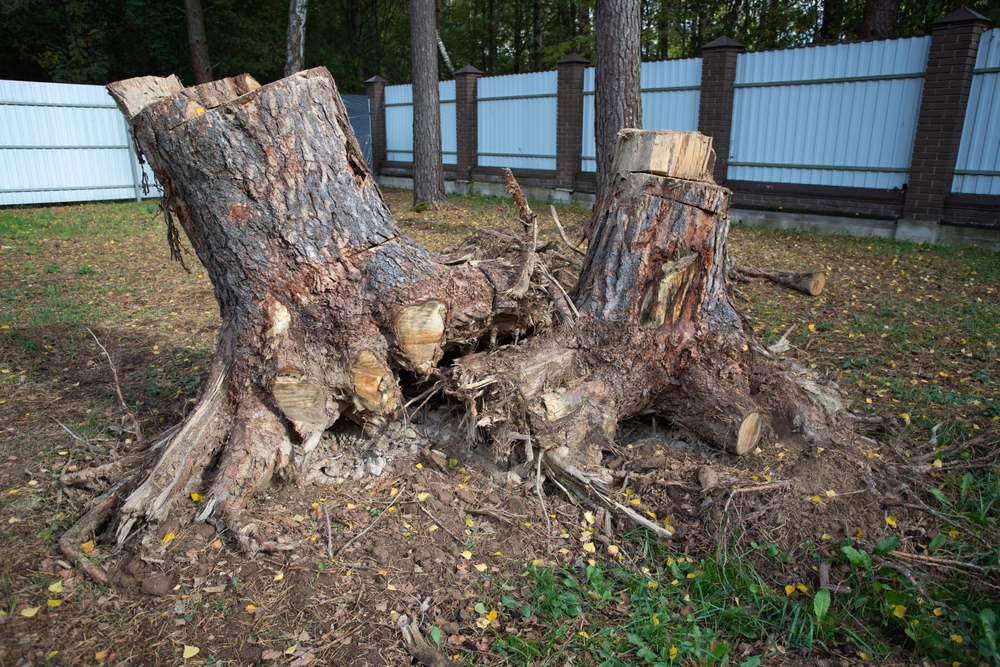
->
xmin=889 ymin=550 xmax=994 ymax=574
xmin=730 ymin=264 xmax=825 ymax=296
xmin=549 ymin=205 xmax=585 ymax=256
xmin=419 ymin=505 xmax=464 ymax=546
xmin=334 ymin=485 xmax=406 ymax=558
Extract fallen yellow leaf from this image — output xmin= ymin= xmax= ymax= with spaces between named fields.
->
xmin=190 ymin=493 xmax=202 ymax=502
xmin=416 ymin=492 xmax=429 ymax=501
xmin=47 ymin=599 xmax=62 ymax=608
xmin=886 ymin=516 xmax=897 ymax=527
xmin=346 ymin=503 xmax=356 ymax=509
xmin=273 ymin=572 xmax=284 ymax=581
xmin=390 ymin=488 xmax=398 ymax=496
xmin=785 ymin=585 xmax=795 ymax=596
xmin=183 ymin=645 xmax=200 ymax=658
xmin=893 ymin=604 xmax=905 ymax=618
xmin=607 ymin=545 xmax=619 ymax=555
xmin=933 ymin=459 xmax=943 ymax=468
xmin=811 ymin=495 xmax=821 ymax=503
xmin=825 ymin=490 xmax=836 ymax=497
xmin=291 ymin=515 xmax=304 ymax=522
xmin=162 ymin=532 xmax=176 ymax=543
xmin=485 ymin=610 xmax=497 ymax=620
xmin=950 ymin=634 xmax=963 ymax=644
xmin=48 ymin=581 xmax=64 ymax=593
xmin=246 ymin=604 xmax=256 ymax=612
xmin=20 ymin=606 xmax=40 ymax=617
xmin=474 ymin=563 xmax=487 ymax=572
xmin=583 ymin=511 xmax=595 ymax=524
xmin=81 ymin=541 xmax=95 ymax=554
xmin=583 ymin=542 xmax=596 ymax=553
xmin=461 ymin=550 xmax=472 ymax=559
xmin=95 ymin=651 xmax=108 ymax=660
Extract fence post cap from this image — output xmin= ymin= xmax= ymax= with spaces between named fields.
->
xmin=558 ymin=53 xmax=590 ymax=66
xmin=932 ymin=7 xmax=990 ymax=27
xmin=701 ymin=36 xmax=745 ymax=51
xmin=455 ymin=65 xmax=483 ymax=76
xmin=365 ymin=75 xmax=389 ymax=85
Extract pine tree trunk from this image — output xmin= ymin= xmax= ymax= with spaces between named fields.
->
xmin=73 ymin=69 xmax=843 ymax=573
xmin=860 ymin=0 xmax=898 ymax=40
xmin=183 ymin=0 xmax=213 ymax=84
xmin=533 ymin=0 xmax=543 ymax=70
xmin=594 ymin=0 xmax=643 ymax=206
xmin=410 ymin=0 xmax=447 ymax=207
xmin=284 ymin=0 xmax=309 ymax=77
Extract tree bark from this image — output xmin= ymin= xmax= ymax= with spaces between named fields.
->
xmin=80 ymin=70 xmax=845 ymax=573
xmin=410 ymin=0 xmax=448 ymax=207
xmin=859 ymin=0 xmax=898 ymax=40
xmin=594 ymin=0 xmax=643 ymax=207
xmin=183 ymin=0 xmax=213 ymax=84
xmin=285 ymin=0 xmax=309 ymax=77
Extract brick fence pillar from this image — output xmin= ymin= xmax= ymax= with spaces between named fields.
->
xmin=556 ymin=53 xmax=589 ymax=189
xmin=365 ymin=75 xmax=389 ymax=175
xmin=698 ymin=36 xmax=744 ymax=185
xmin=901 ymin=7 xmax=990 ymax=234
xmin=454 ymin=65 xmax=482 ymax=181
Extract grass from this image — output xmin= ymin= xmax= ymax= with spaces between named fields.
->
xmin=1 ymin=194 xmax=998 ymax=666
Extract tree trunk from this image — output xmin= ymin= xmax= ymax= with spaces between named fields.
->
xmin=410 ymin=0 xmax=448 ymax=207
xmin=352 ymin=0 xmax=365 ymax=82
xmin=284 ymin=0 xmax=309 ymax=77
xmin=859 ymin=0 xmax=898 ymax=40
xmin=533 ymin=0 xmax=543 ymax=71
xmin=183 ymin=0 xmax=212 ymax=84
xmin=594 ymin=0 xmax=642 ymax=207
xmin=657 ymin=0 xmax=670 ymax=60
xmin=76 ymin=70 xmax=844 ymax=575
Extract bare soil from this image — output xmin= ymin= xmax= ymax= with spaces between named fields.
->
xmin=1 ymin=191 xmax=997 ymax=666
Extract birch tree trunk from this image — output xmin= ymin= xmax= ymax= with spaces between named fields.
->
xmin=284 ymin=0 xmax=309 ymax=77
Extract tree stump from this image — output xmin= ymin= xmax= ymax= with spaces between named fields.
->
xmin=60 ymin=68 xmax=845 ymax=572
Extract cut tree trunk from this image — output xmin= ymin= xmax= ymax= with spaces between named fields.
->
xmin=65 ymin=69 xmax=845 ymax=577
xmin=730 ymin=264 xmax=826 ymax=296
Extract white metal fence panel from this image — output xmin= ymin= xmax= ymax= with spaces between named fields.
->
xmin=953 ymin=28 xmax=1000 ymax=195
xmin=0 ymin=80 xmax=159 ymax=206
xmin=729 ymin=36 xmax=930 ymax=189
xmin=478 ymin=71 xmax=557 ymax=170
xmin=384 ymin=82 xmax=457 ymax=164
xmin=582 ymin=59 xmax=702 ymax=172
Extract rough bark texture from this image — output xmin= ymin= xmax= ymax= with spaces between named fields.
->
xmin=83 ymin=68 xmax=845 ymax=572
xmin=594 ymin=0 xmax=643 ymax=206
xmin=860 ymin=0 xmax=899 ymax=39
xmin=104 ymin=68 xmax=544 ymax=552
xmin=284 ymin=0 xmax=309 ymax=77
xmin=410 ymin=0 xmax=447 ymax=207
xmin=183 ymin=0 xmax=213 ymax=84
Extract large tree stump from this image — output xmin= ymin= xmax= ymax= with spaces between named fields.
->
xmin=62 ymin=68 xmax=844 ymax=572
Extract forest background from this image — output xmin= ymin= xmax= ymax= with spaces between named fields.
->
xmin=3 ymin=0 xmax=999 ymax=95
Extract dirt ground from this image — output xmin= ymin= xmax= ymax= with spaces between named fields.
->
xmin=1 ymin=190 xmax=997 ymax=666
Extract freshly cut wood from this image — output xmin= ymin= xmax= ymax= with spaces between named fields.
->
xmin=63 ymin=70 xmax=848 ymax=579
xmin=611 ymin=129 xmax=715 ymax=183
xmin=731 ymin=263 xmax=826 ymax=296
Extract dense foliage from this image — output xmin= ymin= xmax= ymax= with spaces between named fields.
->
xmin=2 ymin=0 xmax=997 ymax=91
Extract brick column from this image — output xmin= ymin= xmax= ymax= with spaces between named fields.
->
xmin=698 ymin=36 xmax=744 ymax=184
xmin=454 ymin=65 xmax=482 ymax=181
xmin=556 ymin=53 xmax=589 ymax=189
xmin=365 ymin=75 xmax=388 ymax=175
xmin=901 ymin=7 xmax=990 ymax=234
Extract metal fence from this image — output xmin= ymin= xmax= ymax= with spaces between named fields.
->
xmin=0 ymin=80 xmax=159 ymax=206
xmin=953 ymin=28 xmax=1000 ymax=195
xmin=0 ymin=83 xmax=374 ymax=207
xmin=728 ymin=37 xmax=930 ymax=189
xmin=384 ymin=81 xmax=457 ymax=165
xmin=582 ymin=59 xmax=702 ymax=172
xmin=478 ymin=71 xmax=558 ymax=171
